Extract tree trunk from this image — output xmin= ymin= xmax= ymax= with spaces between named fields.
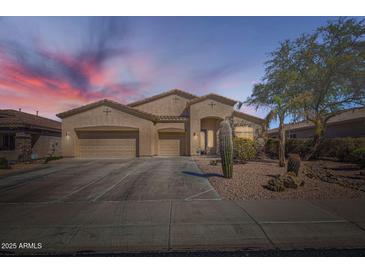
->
xmin=278 ymin=115 xmax=286 ymax=167
xmin=305 ymin=117 xmax=325 ymax=160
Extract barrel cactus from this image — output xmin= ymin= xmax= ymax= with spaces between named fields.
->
xmin=218 ymin=120 xmax=233 ymax=178
xmin=287 ymin=154 xmax=301 ymax=176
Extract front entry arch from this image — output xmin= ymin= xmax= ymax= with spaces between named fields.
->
xmin=200 ymin=117 xmax=223 ymax=155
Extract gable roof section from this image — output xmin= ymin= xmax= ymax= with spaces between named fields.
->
xmin=188 ymin=93 xmax=237 ymax=106
xmin=56 ymin=99 xmax=157 ymax=121
xmin=127 ymin=89 xmax=198 ymax=107
xmin=233 ymin=111 xmax=264 ymax=125
xmin=0 ymin=109 xmax=61 ymax=131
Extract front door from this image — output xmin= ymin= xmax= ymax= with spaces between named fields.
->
xmin=200 ymin=129 xmax=215 ymax=154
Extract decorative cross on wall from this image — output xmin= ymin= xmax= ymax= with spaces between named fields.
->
xmin=103 ymin=108 xmax=112 ymax=116
xmin=173 ymin=96 xmax=180 ymax=103
xmin=208 ymin=101 xmax=216 ymax=109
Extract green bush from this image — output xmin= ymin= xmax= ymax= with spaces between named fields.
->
xmin=265 ymin=138 xmax=279 ymax=158
xmin=265 ymin=137 xmax=365 ymax=163
xmin=44 ymin=156 xmax=62 ymax=164
xmin=349 ymin=147 xmax=365 ymax=167
xmin=233 ymin=137 xmax=257 ymax=161
xmin=285 ymin=139 xmax=313 ymax=158
xmin=318 ymin=137 xmax=365 ymax=161
xmin=0 ymin=157 xmax=10 ymax=169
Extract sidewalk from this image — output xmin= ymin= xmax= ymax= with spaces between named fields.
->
xmin=0 ymin=199 xmax=365 ymax=255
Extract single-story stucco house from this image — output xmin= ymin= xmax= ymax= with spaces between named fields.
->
xmin=268 ymin=107 xmax=365 ymax=139
xmin=0 ymin=109 xmax=62 ymax=162
xmin=56 ymin=89 xmax=264 ymax=158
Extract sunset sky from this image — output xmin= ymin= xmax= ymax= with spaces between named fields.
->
xmin=0 ymin=16 xmax=338 ymax=121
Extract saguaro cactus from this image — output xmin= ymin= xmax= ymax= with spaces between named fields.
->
xmin=219 ymin=120 xmax=233 ymax=178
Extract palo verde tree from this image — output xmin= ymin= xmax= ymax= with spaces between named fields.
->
xmin=246 ymin=40 xmax=299 ymax=167
xmin=292 ymin=17 xmax=365 ymax=159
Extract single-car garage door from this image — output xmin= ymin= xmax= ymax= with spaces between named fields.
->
xmin=158 ymin=132 xmax=185 ymax=156
xmin=77 ymin=131 xmax=138 ymax=158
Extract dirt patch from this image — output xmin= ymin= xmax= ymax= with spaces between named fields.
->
xmin=194 ymin=157 xmax=365 ymax=200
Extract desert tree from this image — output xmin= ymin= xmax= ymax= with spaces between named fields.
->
xmin=246 ymin=41 xmax=299 ymax=167
xmin=292 ymin=17 xmax=365 ymax=159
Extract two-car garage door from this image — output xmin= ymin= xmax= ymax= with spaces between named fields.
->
xmin=77 ymin=130 xmax=185 ymax=157
xmin=77 ymin=131 xmax=138 ymax=158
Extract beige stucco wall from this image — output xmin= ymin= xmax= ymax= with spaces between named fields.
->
xmin=61 ymin=105 xmax=155 ymax=157
xmin=189 ymin=99 xmax=233 ymax=155
xmin=32 ymin=135 xmax=62 ymax=158
xmin=133 ymin=94 xmax=190 ymax=116
xmin=232 ymin=116 xmax=262 ymax=138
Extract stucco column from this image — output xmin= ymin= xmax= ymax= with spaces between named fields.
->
xmin=61 ymin=125 xmax=76 ymax=157
xmin=190 ymin=118 xmax=201 ymax=155
xmin=139 ymin=126 xmax=153 ymax=156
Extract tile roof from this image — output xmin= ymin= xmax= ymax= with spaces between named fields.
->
xmin=233 ymin=111 xmax=265 ymax=124
xmin=268 ymin=107 xmax=365 ymax=133
xmin=127 ymin=89 xmax=198 ymax=107
xmin=56 ymin=99 xmax=157 ymax=121
xmin=0 ymin=109 xmax=61 ymax=131
xmin=56 ymin=90 xmax=264 ymax=125
xmin=188 ymin=93 xmax=237 ymax=106
xmin=157 ymin=116 xmax=188 ymax=122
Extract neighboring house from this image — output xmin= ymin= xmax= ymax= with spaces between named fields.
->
xmin=57 ymin=89 xmax=264 ymax=158
xmin=0 ymin=109 xmax=61 ymax=162
xmin=268 ymin=107 xmax=365 ymax=139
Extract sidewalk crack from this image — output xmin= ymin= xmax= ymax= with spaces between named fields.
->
xmin=234 ymin=201 xmax=278 ymax=250
xmin=167 ymin=200 xmax=173 ymax=251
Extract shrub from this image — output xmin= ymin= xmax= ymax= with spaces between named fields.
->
xmin=265 ymin=137 xmax=365 ymax=163
xmin=318 ymin=137 xmax=365 ymax=161
xmin=0 ymin=157 xmax=10 ymax=169
xmin=265 ymin=138 xmax=279 ymax=158
xmin=349 ymin=147 xmax=365 ymax=168
xmin=210 ymin=160 xmax=219 ymax=166
xmin=233 ymin=137 xmax=257 ymax=161
xmin=285 ymin=139 xmax=313 ymax=158
xmin=44 ymin=156 xmax=62 ymax=164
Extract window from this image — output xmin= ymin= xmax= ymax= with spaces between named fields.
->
xmin=289 ymin=133 xmax=297 ymax=139
xmin=0 ymin=133 xmax=15 ymax=151
xmin=234 ymin=126 xmax=254 ymax=140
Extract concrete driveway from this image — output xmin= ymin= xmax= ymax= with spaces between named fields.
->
xmin=1 ymin=157 xmax=365 ymax=255
xmin=0 ymin=157 xmax=220 ymax=203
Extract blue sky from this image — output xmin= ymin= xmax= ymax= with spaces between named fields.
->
xmin=0 ymin=16 xmax=341 ymax=123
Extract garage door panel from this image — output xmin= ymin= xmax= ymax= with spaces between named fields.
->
xmin=158 ymin=132 xmax=185 ymax=156
xmin=77 ymin=131 xmax=137 ymax=158
xmin=159 ymin=139 xmax=180 ymax=156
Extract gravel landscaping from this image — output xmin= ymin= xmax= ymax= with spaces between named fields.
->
xmin=194 ymin=157 xmax=365 ymax=200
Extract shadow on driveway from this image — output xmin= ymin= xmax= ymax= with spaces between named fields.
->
xmin=182 ymin=171 xmax=224 ymax=178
